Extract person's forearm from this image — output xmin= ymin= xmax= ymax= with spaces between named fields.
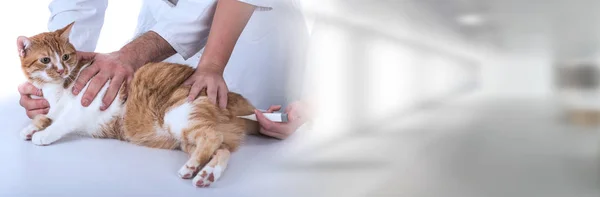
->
xmin=198 ymin=0 xmax=255 ymax=73
xmin=117 ymin=31 xmax=177 ymax=70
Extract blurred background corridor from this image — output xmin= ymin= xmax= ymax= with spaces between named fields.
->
xmin=275 ymin=0 xmax=600 ymax=196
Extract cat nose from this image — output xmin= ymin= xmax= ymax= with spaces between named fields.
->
xmin=57 ymin=69 xmax=64 ymax=75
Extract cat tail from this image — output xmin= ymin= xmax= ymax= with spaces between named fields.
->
xmin=224 ymin=92 xmax=261 ymax=135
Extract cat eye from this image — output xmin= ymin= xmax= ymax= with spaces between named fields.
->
xmin=62 ymin=54 xmax=70 ymax=61
xmin=39 ymin=57 xmax=51 ymax=64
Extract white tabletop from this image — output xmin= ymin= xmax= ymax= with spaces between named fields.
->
xmin=0 ymin=95 xmax=303 ymax=197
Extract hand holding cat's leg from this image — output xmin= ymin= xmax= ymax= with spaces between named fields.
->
xmin=20 ymin=115 xmax=52 ymax=140
xmin=31 ymin=118 xmax=72 ymax=146
xmin=18 ymin=82 xmax=50 ymax=119
xmin=194 ymin=147 xmax=231 ymax=188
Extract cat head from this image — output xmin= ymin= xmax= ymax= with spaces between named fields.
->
xmin=17 ymin=22 xmax=78 ymax=85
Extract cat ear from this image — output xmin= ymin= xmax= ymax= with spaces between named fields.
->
xmin=57 ymin=22 xmax=75 ymax=40
xmin=17 ymin=36 xmax=31 ymax=58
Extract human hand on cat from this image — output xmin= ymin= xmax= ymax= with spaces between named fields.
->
xmin=18 ymin=83 xmax=49 ymax=119
xmin=72 ymin=51 xmax=134 ymax=111
xmin=255 ymin=101 xmax=309 ymax=140
xmin=183 ymin=62 xmax=229 ymax=109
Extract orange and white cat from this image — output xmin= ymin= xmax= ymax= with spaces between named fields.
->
xmin=17 ymin=22 xmax=259 ymax=187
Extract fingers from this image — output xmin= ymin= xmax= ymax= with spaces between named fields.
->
xmin=77 ymin=51 xmax=96 ymax=61
xmin=255 ymin=105 xmax=305 ymax=140
xmin=19 ymin=83 xmax=49 ymax=119
xmin=188 ymin=80 xmax=206 ymax=102
xmin=20 ymin=95 xmax=50 ymax=119
xmin=27 ymin=108 xmax=50 ymax=118
xmin=184 ymin=70 xmax=228 ymax=108
xmin=285 ymin=102 xmax=307 ymax=122
xmin=81 ymin=73 xmax=109 ymax=107
xmin=255 ymin=109 xmax=287 ymax=133
xmin=284 ymin=102 xmax=296 ymax=112
xmin=20 ymin=95 xmax=49 ymax=110
xmin=217 ymin=83 xmax=228 ymax=109
xmin=266 ymin=105 xmax=282 ymax=113
xmin=26 ymin=108 xmax=50 ymax=119
xmin=260 ymin=129 xmax=287 ymax=140
xmin=255 ymin=109 xmax=276 ymax=130
xmin=206 ymin=81 xmax=218 ymax=106
xmin=182 ymin=77 xmax=194 ymax=86
xmin=18 ymin=83 xmax=42 ymax=97
xmin=18 ymin=95 xmax=27 ymax=107
xmin=285 ymin=105 xmax=299 ymax=121
xmin=100 ymin=75 xmax=124 ymax=111
xmin=72 ymin=66 xmax=99 ymax=95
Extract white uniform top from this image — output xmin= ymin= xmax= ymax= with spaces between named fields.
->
xmin=47 ymin=0 xmax=309 ymax=109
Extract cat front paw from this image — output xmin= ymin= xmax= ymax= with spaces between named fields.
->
xmin=20 ymin=125 xmax=37 ymax=140
xmin=31 ymin=132 xmax=58 ymax=146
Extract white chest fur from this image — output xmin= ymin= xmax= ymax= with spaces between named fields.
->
xmin=38 ymin=81 xmax=124 ymax=136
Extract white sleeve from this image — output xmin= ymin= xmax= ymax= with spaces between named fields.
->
xmin=47 ymin=0 xmax=108 ymax=52
xmin=238 ymin=0 xmax=273 ymax=10
xmin=149 ymin=0 xmax=216 ymax=60
xmin=150 ymin=0 xmax=273 ymax=60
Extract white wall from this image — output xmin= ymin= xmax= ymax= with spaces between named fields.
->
xmin=301 ymin=0 xmax=488 ymax=141
xmin=0 ymin=1 xmax=50 ymax=100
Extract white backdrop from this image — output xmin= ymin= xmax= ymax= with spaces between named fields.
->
xmin=0 ymin=0 xmax=142 ymax=100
